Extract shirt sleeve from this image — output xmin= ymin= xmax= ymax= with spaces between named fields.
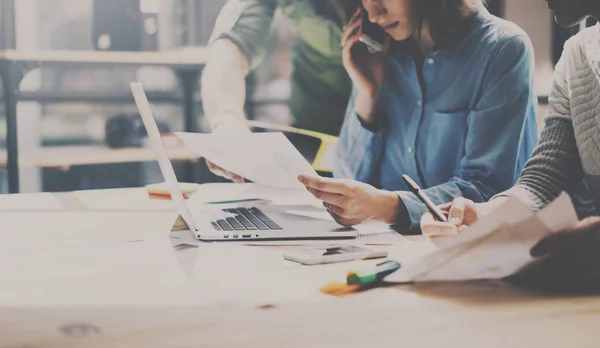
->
xmin=208 ymin=0 xmax=278 ymax=70
xmin=399 ymin=35 xmax=538 ymax=226
xmin=333 ymin=87 xmax=386 ymax=184
xmin=496 ymin=40 xmax=584 ymax=211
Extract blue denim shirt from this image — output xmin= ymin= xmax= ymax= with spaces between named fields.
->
xmin=334 ymin=7 xmax=539 ymax=228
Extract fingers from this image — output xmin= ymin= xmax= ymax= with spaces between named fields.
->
xmin=306 ymin=187 xmax=346 ymax=207
xmin=298 ymin=176 xmax=352 ymax=195
xmin=229 ymin=173 xmax=245 ymax=184
xmin=447 ymin=198 xmax=466 ymax=226
xmin=347 ymin=7 xmax=363 ymax=27
xmin=341 ymin=8 xmax=364 ymax=44
xmin=206 ymin=160 xmax=244 ymax=183
xmin=421 ymin=199 xmax=478 ymax=240
xmin=328 ymin=209 xmax=360 ymax=227
xmin=447 ymin=197 xmax=479 ymax=227
xmin=568 ymin=216 xmax=600 ymax=231
xmin=421 ymin=211 xmax=459 ymax=238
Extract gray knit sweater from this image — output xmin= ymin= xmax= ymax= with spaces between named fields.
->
xmin=504 ymin=25 xmax=600 ymax=215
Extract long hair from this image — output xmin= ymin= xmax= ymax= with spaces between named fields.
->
xmin=332 ymin=0 xmax=483 ymax=48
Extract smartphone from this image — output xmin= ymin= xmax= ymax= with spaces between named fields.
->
xmin=358 ymin=10 xmax=386 ymax=53
xmin=283 ymin=245 xmax=388 ymax=265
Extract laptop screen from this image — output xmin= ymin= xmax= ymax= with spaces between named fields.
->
xmin=130 ymin=82 xmax=200 ymax=234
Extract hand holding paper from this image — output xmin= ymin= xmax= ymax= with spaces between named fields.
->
xmin=175 ymin=132 xmax=319 ymax=189
xmin=520 ymin=216 xmax=600 ymax=291
xmin=385 ymin=193 xmax=579 ymax=283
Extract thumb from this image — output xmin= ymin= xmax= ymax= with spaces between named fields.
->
xmin=448 ymin=198 xmax=466 ymax=226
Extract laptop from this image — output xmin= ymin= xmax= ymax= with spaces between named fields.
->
xmin=131 ymin=82 xmax=359 ymax=242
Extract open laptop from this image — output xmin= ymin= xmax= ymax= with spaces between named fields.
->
xmin=131 ymin=82 xmax=359 ymax=242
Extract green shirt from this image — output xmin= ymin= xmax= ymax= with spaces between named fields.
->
xmin=208 ymin=0 xmax=352 ymax=136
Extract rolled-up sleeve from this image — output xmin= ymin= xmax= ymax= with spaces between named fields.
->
xmin=400 ymin=35 xmax=538 ymax=225
xmin=333 ymin=87 xmax=386 ymax=184
xmin=208 ymin=0 xmax=277 ymax=70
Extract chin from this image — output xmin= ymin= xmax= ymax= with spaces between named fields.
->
xmin=554 ymin=12 xmax=588 ymax=28
xmin=390 ymin=31 xmax=412 ymax=42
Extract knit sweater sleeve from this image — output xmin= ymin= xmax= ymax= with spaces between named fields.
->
xmin=503 ymin=118 xmax=583 ymax=210
xmin=497 ymin=45 xmax=584 ymax=210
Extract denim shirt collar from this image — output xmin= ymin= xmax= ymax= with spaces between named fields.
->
xmin=391 ymin=3 xmax=491 ymax=60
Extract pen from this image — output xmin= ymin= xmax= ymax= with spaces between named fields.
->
xmin=401 ymin=174 xmax=448 ymax=223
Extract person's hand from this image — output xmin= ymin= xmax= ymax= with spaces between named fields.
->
xmin=419 ymin=197 xmax=502 ymax=246
xmin=519 ymin=216 xmax=600 ymax=292
xmin=206 ymin=161 xmax=245 ymax=183
xmin=420 ymin=197 xmax=483 ymax=240
xmin=298 ymin=175 xmax=402 ymax=227
xmin=342 ymin=8 xmax=391 ymax=125
xmin=205 ymin=121 xmax=250 ymax=184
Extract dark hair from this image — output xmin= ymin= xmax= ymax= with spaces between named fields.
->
xmin=333 ymin=0 xmax=483 ymax=49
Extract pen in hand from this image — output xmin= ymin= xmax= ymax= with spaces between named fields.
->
xmin=401 ymin=174 xmax=448 ymax=223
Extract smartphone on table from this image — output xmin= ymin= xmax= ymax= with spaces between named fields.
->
xmin=283 ymin=245 xmax=388 ymax=265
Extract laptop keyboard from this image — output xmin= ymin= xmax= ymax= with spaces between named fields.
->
xmin=211 ymin=207 xmax=282 ymax=231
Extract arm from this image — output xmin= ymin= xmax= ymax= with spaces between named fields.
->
xmin=399 ymin=35 xmax=538 ymax=226
xmin=333 ymin=87 xmax=386 ymax=184
xmin=333 ymin=9 xmax=391 ymax=184
xmin=201 ymin=0 xmax=277 ymax=132
xmin=500 ymin=47 xmax=583 ymax=210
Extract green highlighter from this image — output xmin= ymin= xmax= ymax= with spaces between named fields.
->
xmin=346 ymin=260 xmax=402 ymax=286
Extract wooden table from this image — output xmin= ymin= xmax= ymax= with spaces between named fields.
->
xmin=1 ymin=186 xmax=599 ymax=347
xmin=3 ymin=281 xmax=600 ymax=347
xmin=0 ymin=48 xmax=208 ymax=193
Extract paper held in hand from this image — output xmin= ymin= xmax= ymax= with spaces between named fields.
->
xmin=175 ymin=132 xmax=319 ymax=190
xmin=385 ymin=192 xmax=578 ymax=283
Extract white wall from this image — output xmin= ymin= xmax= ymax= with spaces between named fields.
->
xmin=504 ymin=0 xmax=554 ymax=97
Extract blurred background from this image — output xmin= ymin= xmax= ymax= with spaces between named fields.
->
xmin=0 ymin=0 xmax=595 ymax=194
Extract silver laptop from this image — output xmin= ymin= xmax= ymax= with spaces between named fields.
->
xmin=131 ymin=82 xmax=359 ymax=242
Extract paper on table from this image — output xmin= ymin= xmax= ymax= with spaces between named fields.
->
xmin=0 ymin=238 xmax=198 ymax=306
xmin=0 ymin=192 xmax=64 ymax=211
xmin=175 ymin=132 xmax=318 ymax=189
xmin=386 ymin=193 xmax=578 ymax=283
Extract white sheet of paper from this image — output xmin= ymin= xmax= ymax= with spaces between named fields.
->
xmin=386 ymin=193 xmax=578 ymax=283
xmin=0 ymin=238 xmax=198 ymax=306
xmin=0 ymin=192 xmax=64 ymax=211
xmin=175 ymin=132 xmax=319 ymax=189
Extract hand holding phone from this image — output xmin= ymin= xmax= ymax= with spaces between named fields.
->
xmin=358 ymin=10 xmax=386 ymax=53
xmin=341 ymin=7 xmax=390 ymax=126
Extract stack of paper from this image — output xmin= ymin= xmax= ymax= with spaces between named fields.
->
xmin=385 ymin=193 xmax=578 ymax=283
